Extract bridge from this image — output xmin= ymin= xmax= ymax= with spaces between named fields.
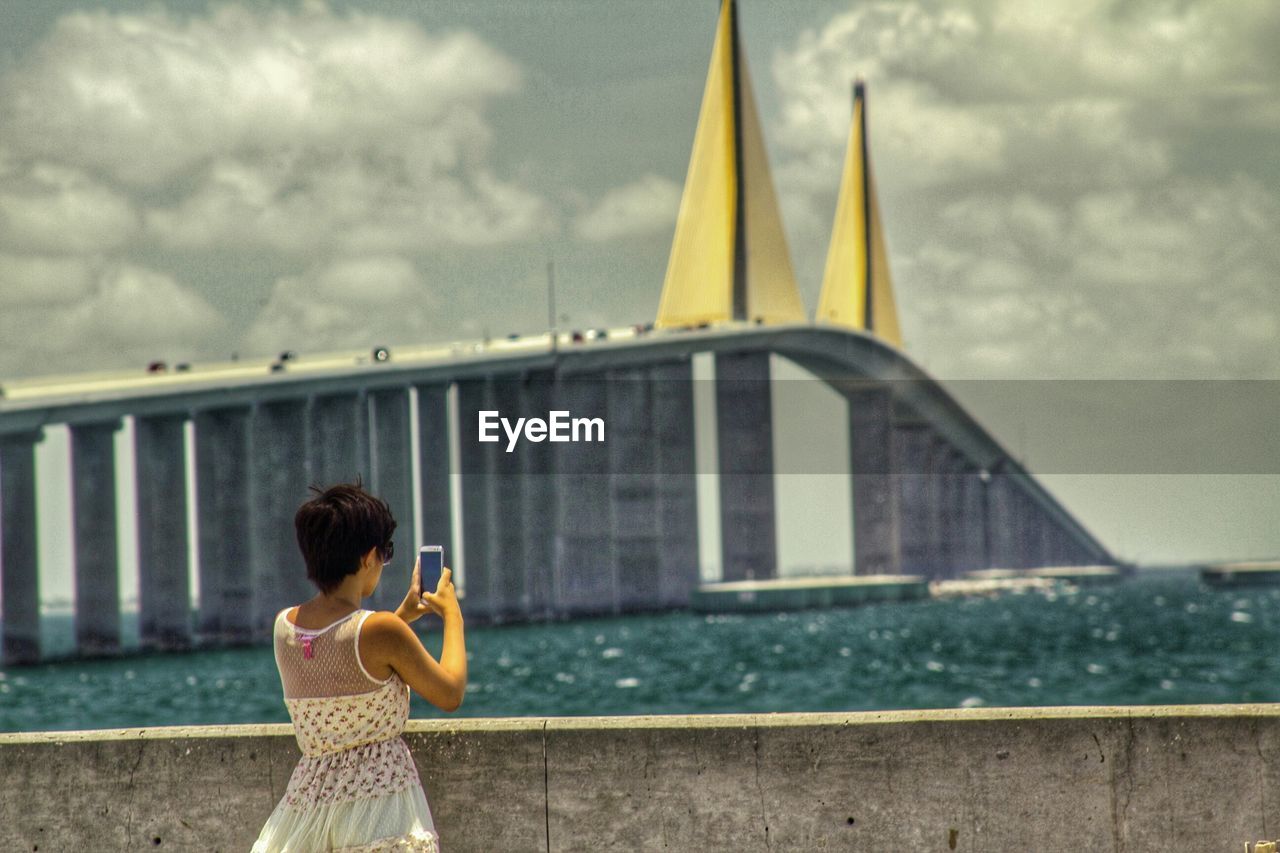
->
xmin=0 ymin=0 xmax=1111 ymax=663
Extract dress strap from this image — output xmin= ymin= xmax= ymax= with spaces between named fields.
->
xmin=354 ymin=610 xmax=393 ymax=685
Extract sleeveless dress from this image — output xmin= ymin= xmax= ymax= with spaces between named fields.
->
xmin=251 ymin=608 xmax=441 ymax=852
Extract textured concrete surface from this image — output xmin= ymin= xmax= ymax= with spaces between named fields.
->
xmin=193 ymin=406 xmax=254 ymax=643
xmin=714 ymin=350 xmax=779 ymax=583
xmin=1 ymin=429 xmax=42 ymax=664
xmin=70 ymin=419 xmax=123 ymax=654
xmin=3 ymin=706 xmax=1279 ymax=851
xmin=134 ymin=414 xmax=191 ymax=650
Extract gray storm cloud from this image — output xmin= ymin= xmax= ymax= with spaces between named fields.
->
xmin=0 ymin=3 xmax=546 ymax=377
xmin=769 ymin=0 xmax=1280 ymax=379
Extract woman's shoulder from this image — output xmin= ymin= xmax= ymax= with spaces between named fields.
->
xmin=358 ymin=612 xmax=412 ymax=637
xmin=358 ymin=611 xmax=418 ymax=667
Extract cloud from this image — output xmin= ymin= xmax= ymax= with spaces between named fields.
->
xmin=0 ymin=2 xmax=558 ymax=378
xmin=771 ymin=6 xmax=1005 ymax=191
xmin=144 ymin=157 xmax=549 ymax=253
xmin=770 ymin=0 xmax=1280 ymax=378
xmin=0 ymin=3 xmax=550 ymax=256
xmin=1 ymin=4 xmax=519 ymax=184
xmin=573 ymin=174 xmax=681 ymax=242
xmin=903 ymin=176 xmax=1280 ymax=378
xmin=0 ymin=262 xmax=225 ymax=377
xmin=0 ymin=253 xmax=95 ymax=306
xmin=768 ymin=3 xmax=1234 ymax=198
xmin=240 ymin=255 xmax=440 ymax=357
xmin=0 ymin=162 xmax=139 ymax=254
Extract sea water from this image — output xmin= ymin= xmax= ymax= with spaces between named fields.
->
xmin=3 ymin=570 xmax=1277 ymax=734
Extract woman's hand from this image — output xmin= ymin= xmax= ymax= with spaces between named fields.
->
xmin=394 ymin=556 xmax=432 ymax=624
xmin=420 ymin=567 xmax=462 ymax=623
xmin=395 ymin=558 xmax=461 ymax=625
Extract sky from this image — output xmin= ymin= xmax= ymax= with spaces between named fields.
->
xmin=1 ymin=0 xmax=1279 ymax=595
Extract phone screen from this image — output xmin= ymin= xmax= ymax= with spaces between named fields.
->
xmin=419 ymin=546 xmax=444 ymax=595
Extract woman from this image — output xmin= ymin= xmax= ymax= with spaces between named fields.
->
xmin=252 ymin=482 xmax=467 ymax=852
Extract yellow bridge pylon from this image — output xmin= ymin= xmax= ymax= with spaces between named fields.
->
xmin=817 ymin=80 xmax=904 ymax=348
xmin=655 ymin=0 xmax=806 ymax=329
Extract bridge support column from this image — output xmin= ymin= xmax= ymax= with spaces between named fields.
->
xmin=457 ymin=379 xmax=496 ymax=621
xmin=1011 ymin=489 xmax=1040 ymax=569
xmin=848 ymin=386 xmax=900 ymax=576
xmin=1064 ymin=527 xmax=1082 ymax=565
xmin=194 ymin=408 xmax=253 ymax=643
xmin=563 ymin=376 xmax=616 ymax=612
xmin=984 ymin=467 xmax=1019 ymax=569
xmin=555 ymin=375 xmax=615 ymax=615
xmin=1075 ymin=533 xmax=1103 ymax=565
xmin=369 ymin=389 xmax=414 ymax=612
xmin=714 ymin=352 xmax=777 ymax=582
xmin=956 ymin=466 xmax=989 ymax=573
xmin=416 ymin=385 xmax=453 ymax=562
xmin=608 ymin=367 xmax=660 ymax=611
xmin=69 ymin=420 xmax=122 ymax=655
xmin=923 ymin=436 xmax=951 ymax=579
xmin=520 ymin=371 xmax=557 ymax=618
xmin=893 ymin=423 xmax=932 ymax=576
xmin=1061 ymin=526 xmax=1091 ymax=566
xmin=1 ymin=430 xmax=43 ymax=664
xmin=1013 ymin=502 xmax=1034 ymax=568
xmin=309 ymin=393 xmax=369 ymax=487
xmin=1045 ymin=523 xmax=1067 ymax=566
xmin=653 ymin=360 xmax=700 ymax=606
xmin=1024 ymin=504 xmax=1044 ymax=563
xmin=1031 ymin=505 xmax=1055 ymax=568
xmin=934 ymin=444 xmax=967 ymax=580
xmin=490 ymin=379 xmax=527 ymax=620
xmin=250 ymin=400 xmax=311 ymax=633
xmin=135 ymin=415 xmax=191 ymax=650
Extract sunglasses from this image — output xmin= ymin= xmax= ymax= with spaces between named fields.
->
xmin=379 ymin=541 xmax=394 ymax=566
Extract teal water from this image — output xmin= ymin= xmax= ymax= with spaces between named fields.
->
xmin=3 ymin=572 xmax=1278 ymax=734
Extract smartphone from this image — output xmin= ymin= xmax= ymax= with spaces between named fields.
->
xmin=419 ymin=546 xmax=444 ymax=597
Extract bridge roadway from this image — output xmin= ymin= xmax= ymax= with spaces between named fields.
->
xmin=0 ymin=323 xmax=1112 ymax=663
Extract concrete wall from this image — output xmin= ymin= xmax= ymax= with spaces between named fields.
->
xmin=3 ymin=706 xmax=1279 ymax=851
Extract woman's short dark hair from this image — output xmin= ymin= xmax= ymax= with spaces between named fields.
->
xmin=294 ymin=481 xmax=396 ymax=594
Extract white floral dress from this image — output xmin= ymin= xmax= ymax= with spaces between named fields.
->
xmin=252 ymin=608 xmax=440 ymax=852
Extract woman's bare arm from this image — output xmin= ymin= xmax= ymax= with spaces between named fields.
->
xmin=365 ymin=565 xmax=467 ymax=711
